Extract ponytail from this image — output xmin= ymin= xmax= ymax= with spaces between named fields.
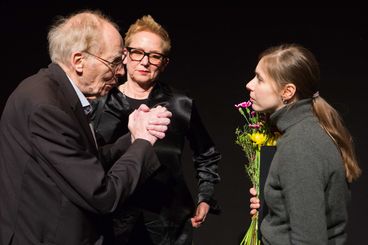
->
xmin=312 ymin=97 xmax=361 ymax=182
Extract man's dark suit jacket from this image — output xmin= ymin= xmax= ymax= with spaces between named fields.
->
xmin=0 ymin=63 xmax=160 ymax=245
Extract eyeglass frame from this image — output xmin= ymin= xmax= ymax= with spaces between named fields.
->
xmin=84 ymin=50 xmax=126 ymax=75
xmin=126 ymin=47 xmax=168 ymax=66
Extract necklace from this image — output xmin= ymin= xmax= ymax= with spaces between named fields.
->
xmin=120 ymin=83 xmax=127 ymax=98
xmin=120 ymin=82 xmax=151 ymax=100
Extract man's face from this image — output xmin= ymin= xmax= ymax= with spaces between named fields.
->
xmin=79 ymin=23 xmax=125 ymax=99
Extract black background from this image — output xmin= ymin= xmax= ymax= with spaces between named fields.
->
xmin=1 ymin=2 xmax=367 ymax=244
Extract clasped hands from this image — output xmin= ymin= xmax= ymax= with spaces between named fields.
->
xmin=128 ymin=104 xmax=172 ymax=145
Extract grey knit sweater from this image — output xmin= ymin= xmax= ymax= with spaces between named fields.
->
xmin=261 ymin=99 xmax=350 ymax=245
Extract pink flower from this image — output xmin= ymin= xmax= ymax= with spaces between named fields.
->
xmin=235 ymin=101 xmax=252 ymax=108
xmin=249 ymin=123 xmax=261 ymax=128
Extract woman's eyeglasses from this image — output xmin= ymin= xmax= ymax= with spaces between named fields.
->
xmin=126 ymin=47 xmax=167 ymax=66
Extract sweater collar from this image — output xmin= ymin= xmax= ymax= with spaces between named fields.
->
xmin=270 ymin=98 xmax=314 ymax=133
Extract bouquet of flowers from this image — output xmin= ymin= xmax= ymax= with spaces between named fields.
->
xmin=234 ymin=100 xmax=279 ymax=245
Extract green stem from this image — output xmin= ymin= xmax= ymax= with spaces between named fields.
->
xmin=255 ymin=150 xmax=260 ymax=195
xmin=240 ymin=213 xmax=260 ymax=245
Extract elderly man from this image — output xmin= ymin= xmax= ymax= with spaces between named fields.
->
xmin=0 ymin=10 xmax=171 ymax=245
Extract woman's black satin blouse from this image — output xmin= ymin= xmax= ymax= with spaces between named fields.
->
xmin=91 ymin=82 xmax=221 ymax=221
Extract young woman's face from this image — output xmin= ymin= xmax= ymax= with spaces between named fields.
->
xmin=246 ymin=58 xmax=284 ymax=113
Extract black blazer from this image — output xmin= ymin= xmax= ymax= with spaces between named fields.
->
xmin=0 ymin=63 xmax=160 ymax=245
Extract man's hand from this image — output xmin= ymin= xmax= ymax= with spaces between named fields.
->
xmin=144 ymin=105 xmax=172 ymax=139
xmin=128 ymin=104 xmax=172 ymax=144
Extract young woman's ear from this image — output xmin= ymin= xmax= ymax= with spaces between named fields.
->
xmin=281 ymin=83 xmax=296 ymax=104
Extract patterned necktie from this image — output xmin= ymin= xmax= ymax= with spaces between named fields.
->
xmin=83 ymin=105 xmax=93 ymax=122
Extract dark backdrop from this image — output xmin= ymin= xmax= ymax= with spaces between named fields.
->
xmin=1 ymin=3 xmax=367 ymax=244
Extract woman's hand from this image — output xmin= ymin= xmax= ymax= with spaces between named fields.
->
xmin=250 ymin=187 xmax=260 ymax=215
xmin=191 ymin=202 xmax=210 ymax=228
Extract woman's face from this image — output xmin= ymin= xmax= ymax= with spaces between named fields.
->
xmin=246 ymin=58 xmax=284 ymax=113
xmin=124 ymin=31 xmax=168 ymax=87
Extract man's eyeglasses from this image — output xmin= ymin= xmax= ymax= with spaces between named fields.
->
xmin=126 ymin=47 xmax=167 ymax=66
xmin=84 ymin=51 xmax=125 ymax=75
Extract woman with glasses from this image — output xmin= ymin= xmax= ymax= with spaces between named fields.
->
xmin=91 ymin=15 xmax=221 ymax=245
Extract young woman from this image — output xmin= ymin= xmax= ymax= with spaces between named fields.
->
xmin=247 ymin=43 xmax=361 ymax=244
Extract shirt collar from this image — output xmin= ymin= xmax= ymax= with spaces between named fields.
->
xmin=66 ymin=75 xmax=90 ymax=109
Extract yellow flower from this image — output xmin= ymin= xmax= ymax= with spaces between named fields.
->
xmin=266 ymin=138 xmax=276 ymax=146
xmin=266 ymin=132 xmax=281 ymax=146
xmin=248 ymin=132 xmax=268 ymax=146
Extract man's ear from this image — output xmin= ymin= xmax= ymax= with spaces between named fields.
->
xmin=71 ymin=52 xmax=84 ymax=73
xmin=281 ymin=83 xmax=296 ymax=102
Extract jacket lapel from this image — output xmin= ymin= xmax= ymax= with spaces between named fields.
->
xmin=48 ymin=63 xmax=98 ymax=154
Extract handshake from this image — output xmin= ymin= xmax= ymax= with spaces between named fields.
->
xmin=128 ymin=104 xmax=172 ymax=145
